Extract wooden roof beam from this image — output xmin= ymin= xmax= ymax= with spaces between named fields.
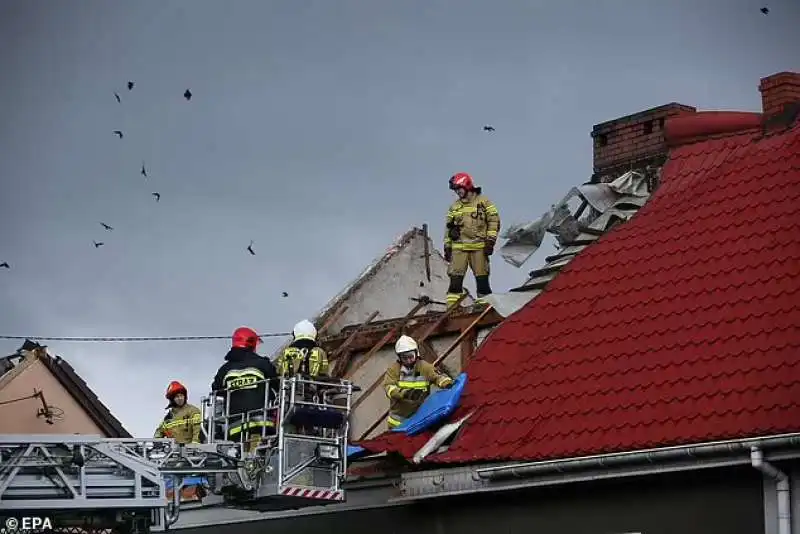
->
xmin=322 ymin=306 xmax=502 ymax=355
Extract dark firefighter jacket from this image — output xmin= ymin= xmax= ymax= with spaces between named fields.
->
xmin=276 ymin=339 xmax=330 ymax=378
xmin=211 ymin=348 xmax=278 ymax=418
xmin=154 ymin=403 xmax=202 ymax=444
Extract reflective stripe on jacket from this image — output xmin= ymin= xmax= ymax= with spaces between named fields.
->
xmin=211 ymin=348 xmax=278 ymax=418
xmin=444 ymin=194 xmax=500 ymax=250
xmin=154 ymin=403 xmax=202 ymax=444
xmin=276 ymin=345 xmax=329 ymax=378
xmin=383 ymin=360 xmax=453 ymax=422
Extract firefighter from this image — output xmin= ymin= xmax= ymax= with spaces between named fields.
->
xmin=276 ymin=319 xmax=332 ymax=485
xmin=276 ymin=319 xmax=330 ymax=378
xmin=154 ymin=381 xmax=202 ymax=444
xmin=383 ymin=335 xmax=453 ymax=430
xmin=211 ymin=326 xmax=278 ymax=451
xmin=444 ymin=172 xmax=501 ymax=307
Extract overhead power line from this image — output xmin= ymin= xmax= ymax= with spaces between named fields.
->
xmin=0 ymin=332 xmax=291 ymax=343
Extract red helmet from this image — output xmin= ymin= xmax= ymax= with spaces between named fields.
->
xmin=165 ymin=380 xmax=187 ymax=400
xmin=232 ymin=326 xmax=261 ymax=349
xmin=449 ymin=172 xmax=475 ymax=191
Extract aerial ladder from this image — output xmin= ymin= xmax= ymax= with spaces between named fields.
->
xmin=0 ymin=376 xmax=357 ymax=533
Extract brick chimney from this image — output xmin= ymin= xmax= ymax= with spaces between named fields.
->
xmin=759 ymin=71 xmax=800 ymax=117
xmin=590 ymin=103 xmax=696 ymax=180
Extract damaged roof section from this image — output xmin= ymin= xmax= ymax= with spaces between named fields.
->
xmin=272 ymin=225 xmax=466 ymax=359
xmin=503 ymin=168 xmax=656 ymax=292
xmin=359 ymin=97 xmax=800 ymax=467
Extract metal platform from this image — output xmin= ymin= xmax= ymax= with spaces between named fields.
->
xmin=0 ymin=376 xmax=356 ymax=532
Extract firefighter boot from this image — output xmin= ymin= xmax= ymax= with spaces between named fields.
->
xmin=475 ymin=275 xmax=492 ymax=306
xmin=446 ymin=275 xmax=466 ymax=308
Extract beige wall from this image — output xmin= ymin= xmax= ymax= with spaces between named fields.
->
xmin=0 ymin=359 xmax=105 ymax=435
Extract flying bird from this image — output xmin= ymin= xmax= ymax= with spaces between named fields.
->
xmin=760 ymin=7 xmax=769 ymax=14
xmin=183 ymin=89 xmax=192 ymax=101
xmin=140 ymin=162 xmax=147 ymax=177
xmin=100 ymin=222 xmax=113 ymax=231
xmin=114 ymin=92 xmax=121 ymax=103
xmin=247 ymin=241 xmax=256 ymax=256
xmin=152 ymin=192 xmax=161 ymax=202
xmin=127 ymin=81 xmax=135 ymax=90
xmin=0 ymin=262 xmax=9 ymax=269
xmin=93 ymin=241 xmax=104 ymax=248
xmin=483 ymin=125 xmax=495 ymax=132
xmin=281 ymin=291 xmax=289 ymax=298
xmin=112 ymin=130 xmax=123 ymax=139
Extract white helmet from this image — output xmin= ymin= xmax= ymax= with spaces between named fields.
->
xmin=394 ymin=335 xmax=418 ymax=355
xmin=292 ymin=319 xmax=317 ymax=341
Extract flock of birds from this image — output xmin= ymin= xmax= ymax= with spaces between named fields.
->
xmin=0 ymin=5 xmax=776 ymax=272
xmin=0 ymin=90 xmax=496 ymax=273
xmin=88 ymin=81 xmax=192 ymax=251
xmin=7 ymin=3 xmax=774 ymax=270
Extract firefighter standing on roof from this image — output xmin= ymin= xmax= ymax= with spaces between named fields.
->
xmin=444 ymin=172 xmax=501 ymax=307
xmin=154 ymin=381 xmax=202 ymax=444
xmin=212 ymin=326 xmax=278 ymax=450
xmin=276 ymin=320 xmax=330 ymax=378
xmin=383 ymin=335 xmax=453 ymax=429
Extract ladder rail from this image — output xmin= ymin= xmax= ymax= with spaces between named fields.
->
xmin=0 ymin=375 xmax=358 ymax=530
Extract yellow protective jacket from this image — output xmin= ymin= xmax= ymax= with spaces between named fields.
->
xmin=276 ymin=342 xmax=329 ymax=378
xmin=444 ymin=193 xmax=501 ymax=251
xmin=383 ymin=360 xmax=453 ymax=427
xmin=154 ymin=403 xmax=202 ymax=444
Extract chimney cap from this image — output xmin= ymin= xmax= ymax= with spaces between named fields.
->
xmin=591 ymin=102 xmax=696 ymax=135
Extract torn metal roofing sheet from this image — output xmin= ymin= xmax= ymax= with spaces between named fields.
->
xmin=500 ymin=170 xmax=655 ymax=295
xmin=500 ymin=169 xmax=654 ymax=269
xmin=479 ymin=292 xmax=537 ymax=318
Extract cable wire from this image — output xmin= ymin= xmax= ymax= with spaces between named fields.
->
xmin=0 ymin=392 xmax=40 ymax=407
xmin=0 ymin=332 xmax=291 ymax=343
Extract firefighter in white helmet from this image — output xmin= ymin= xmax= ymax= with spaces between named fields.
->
xmin=382 ymin=335 xmax=454 ymax=430
xmin=276 ymin=319 xmax=330 ymax=378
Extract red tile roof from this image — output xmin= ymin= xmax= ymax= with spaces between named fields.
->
xmin=359 ymin=110 xmax=800 ymax=464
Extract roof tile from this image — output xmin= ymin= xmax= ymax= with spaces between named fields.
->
xmin=359 ymin=113 xmax=800 ymax=464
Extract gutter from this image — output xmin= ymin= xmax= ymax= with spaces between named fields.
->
xmin=751 ymin=446 xmax=792 ymax=534
xmin=393 ymin=433 xmax=800 ymax=502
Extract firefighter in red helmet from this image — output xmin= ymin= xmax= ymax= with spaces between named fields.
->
xmin=444 ymin=172 xmax=501 ymax=307
xmin=211 ymin=326 xmax=278 ymax=451
xmin=154 ymin=381 xmax=202 ymax=444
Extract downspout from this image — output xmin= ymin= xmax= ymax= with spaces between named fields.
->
xmin=751 ymin=446 xmax=791 ymax=534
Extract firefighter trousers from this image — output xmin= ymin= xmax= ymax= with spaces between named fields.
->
xmin=447 ymin=249 xmax=492 ymax=306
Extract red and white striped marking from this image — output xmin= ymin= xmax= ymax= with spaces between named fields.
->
xmin=280 ymin=486 xmax=344 ymax=501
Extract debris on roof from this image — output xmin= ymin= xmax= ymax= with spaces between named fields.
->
xmin=500 ymin=168 xmax=654 ymax=269
xmin=272 ymin=225 xmax=463 ymax=360
xmin=0 ymin=340 xmax=131 ymax=438
xmin=359 ymin=108 xmax=800 ymax=465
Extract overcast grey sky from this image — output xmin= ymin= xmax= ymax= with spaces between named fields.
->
xmin=0 ymin=0 xmax=797 ymax=437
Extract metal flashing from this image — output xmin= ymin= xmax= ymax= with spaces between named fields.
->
xmin=393 ymin=433 xmax=800 ymax=503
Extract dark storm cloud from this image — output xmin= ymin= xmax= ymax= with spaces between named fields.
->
xmin=0 ymin=0 xmax=797 ymax=435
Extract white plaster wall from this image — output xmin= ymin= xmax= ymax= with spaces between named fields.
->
xmin=327 ymin=235 xmax=453 ymax=333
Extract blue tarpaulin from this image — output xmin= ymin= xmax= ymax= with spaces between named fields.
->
xmin=391 ymin=373 xmax=467 ymax=436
